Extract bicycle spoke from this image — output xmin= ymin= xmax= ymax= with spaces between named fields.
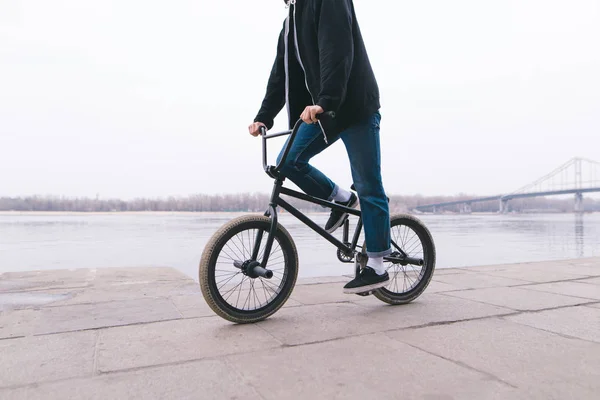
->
xmin=402 ymin=234 xmax=419 ymax=253
xmin=261 ymin=278 xmax=282 ymax=294
xmin=392 ymin=228 xmax=400 ymax=247
xmin=252 ymin=280 xmax=261 ymax=309
xmin=404 ymin=237 xmax=422 ymax=256
xmin=216 ymin=273 xmax=242 ymax=286
xmin=215 ymin=271 xmax=240 ymax=277
xmin=223 ymin=277 xmax=246 ymax=304
xmin=402 ymin=225 xmax=411 ymax=248
xmin=218 ymin=252 xmax=238 ymax=262
xmin=259 ymin=279 xmax=270 ymax=303
xmin=241 ymin=231 xmax=251 ymax=259
xmin=217 ymin=273 xmax=241 ymax=291
xmin=231 ymin=234 xmax=247 ymax=260
xmin=215 ymin=268 xmax=240 ymax=272
xmin=222 ymin=244 xmax=241 ymax=262
xmin=403 ymin=267 xmax=415 ymax=287
xmin=245 ymin=229 xmax=253 ymax=259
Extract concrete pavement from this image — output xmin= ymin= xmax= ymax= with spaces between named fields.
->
xmin=1 ymin=258 xmax=599 ymax=399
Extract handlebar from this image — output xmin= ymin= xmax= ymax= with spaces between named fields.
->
xmin=261 ymin=112 xmax=335 ymax=177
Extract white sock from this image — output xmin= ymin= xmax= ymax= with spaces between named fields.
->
xmin=333 ymin=187 xmax=352 ymax=203
xmin=369 ymin=257 xmax=386 ymax=275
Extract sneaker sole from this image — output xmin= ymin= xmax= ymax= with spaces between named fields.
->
xmin=325 ymin=197 xmax=359 ymax=234
xmin=343 ymin=279 xmax=389 ymax=295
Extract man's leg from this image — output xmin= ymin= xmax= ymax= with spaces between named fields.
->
xmin=276 ymin=122 xmax=358 ymax=231
xmin=276 ymin=122 xmax=339 ymax=200
xmin=339 ymin=111 xmax=392 ymax=293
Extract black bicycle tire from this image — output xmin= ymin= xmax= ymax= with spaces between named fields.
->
xmin=199 ymin=215 xmax=298 ymax=323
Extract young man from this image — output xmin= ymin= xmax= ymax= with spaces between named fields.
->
xmin=248 ymin=0 xmax=391 ymax=294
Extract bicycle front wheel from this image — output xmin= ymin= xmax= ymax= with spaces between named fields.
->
xmin=199 ymin=215 xmax=298 ymax=324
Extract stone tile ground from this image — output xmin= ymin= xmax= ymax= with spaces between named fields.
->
xmin=0 ymin=258 xmax=598 ymax=399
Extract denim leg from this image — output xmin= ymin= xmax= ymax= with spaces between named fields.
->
xmin=276 ymin=122 xmax=340 ymax=200
xmin=339 ymin=112 xmax=391 ymax=258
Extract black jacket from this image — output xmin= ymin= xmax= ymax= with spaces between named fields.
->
xmin=254 ymin=0 xmax=380 ymax=140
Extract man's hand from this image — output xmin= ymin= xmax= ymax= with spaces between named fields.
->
xmin=248 ymin=122 xmax=267 ymax=137
xmin=300 ymin=105 xmax=324 ymax=124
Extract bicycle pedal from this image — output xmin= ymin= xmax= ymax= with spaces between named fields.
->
xmin=355 ymin=290 xmax=374 ymax=297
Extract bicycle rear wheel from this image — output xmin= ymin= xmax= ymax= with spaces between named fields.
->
xmin=371 ymin=214 xmax=436 ymax=304
xmin=199 ymin=215 xmax=298 ymax=323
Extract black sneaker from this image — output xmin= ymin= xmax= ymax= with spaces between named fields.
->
xmin=325 ymin=192 xmax=358 ymax=233
xmin=343 ymin=267 xmax=389 ymax=294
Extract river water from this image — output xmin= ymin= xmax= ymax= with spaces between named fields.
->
xmin=0 ymin=212 xmax=598 ymax=280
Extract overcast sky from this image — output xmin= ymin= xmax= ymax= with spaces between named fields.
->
xmin=1 ymin=0 xmax=598 ymax=199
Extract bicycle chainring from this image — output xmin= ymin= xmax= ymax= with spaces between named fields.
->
xmin=336 ymin=244 xmax=354 ymax=263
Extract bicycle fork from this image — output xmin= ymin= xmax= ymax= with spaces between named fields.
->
xmin=248 ymin=180 xmax=284 ymax=277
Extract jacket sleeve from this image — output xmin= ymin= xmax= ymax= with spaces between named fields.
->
xmin=254 ymin=24 xmax=286 ymax=130
xmin=316 ymin=0 xmax=354 ymax=113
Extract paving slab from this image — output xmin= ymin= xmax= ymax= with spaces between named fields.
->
xmin=170 ymin=293 xmax=302 ymax=318
xmin=507 ymin=306 xmax=600 ymax=343
xmin=259 ymin=294 xmax=511 ymax=346
xmin=48 ymin=280 xmax=199 ymax=307
xmin=464 ymin=259 xmax=597 ymax=277
xmin=256 ymin=302 xmax=382 ymax=346
xmin=0 ymin=269 xmax=94 ymax=292
xmin=168 ymin=293 xmax=220 ymax=318
xmin=483 ymin=268 xmax=589 ymax=283
xmin=0 ymin=331 xmax=96 ymax=388
xmin=296 ymin=276 xmax=350 ymax=285
xmin=289 ymin=279 xmax=462 ymax=304
xmin=96 ymin=317 xmax=281 ymax=372
xmin=386 ymin=318 xmax=600 ymax=399
xmin=542 ymin=264 xmax=600 ymax=277
xmin=289 ymin=282 xmax=358 ymax=305
xmin=0 ymin=299 xmax=182 ymax=338
xmin=578 ymin=276 xmax=600 ymax=285
xmin=567 ymin=257 xmax=600 ymax=265
xmin=563 ymin=261 xmax=600 ymax=276
xmin=433 ymin=272 xmax=530 ymax=289
xmin=0 ymin=359 xmax=262 ymax=400
xmin=0 ymin=290 xmax=75 ymax=311
xmin=480 ymin=263 xmax=595 ymax=283
xmin=587 ymin=302 xmax=600 ymax=309
xmin=227 ymin=333 xmax=525 ymax=400
xmin=0 ymin=279 xmax=59 ymax=294
xmin=428 ymin=268 xmax=471 ymax=275
xmin=0 ymin=309 xmax=40 ymax=338
xmin=462 ymin=260 xmax=569 ymax=272
xmin=518 ymin=281 xmax=600 ymax=300
xmin=410 ymin=279 xmax=460 ymax=293
xmin=2 ymin=298 xmax=182 ymax=337
xmin=93 ymin=266 xmax=191 ymax=283
xmin=442 ymin=286 xmax=589 ymax=311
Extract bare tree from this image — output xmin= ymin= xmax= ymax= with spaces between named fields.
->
xmin=0 ymin=194 xmax=598 ymax=213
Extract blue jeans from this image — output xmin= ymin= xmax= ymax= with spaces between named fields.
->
xmin=276 ymin=112 xmax=391 ymax=258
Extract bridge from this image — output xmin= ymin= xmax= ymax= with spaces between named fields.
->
xmin=415 ymin=158 xmax=600 ymax=213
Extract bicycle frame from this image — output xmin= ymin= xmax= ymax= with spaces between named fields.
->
xmin=258 ymin=179 xmax=364 ymax=269
xmin=253 ymin=117 xmax=422 ymax=272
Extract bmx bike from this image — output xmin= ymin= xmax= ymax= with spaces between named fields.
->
xmin=199 ymin=113 xmax=436 ymax=323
